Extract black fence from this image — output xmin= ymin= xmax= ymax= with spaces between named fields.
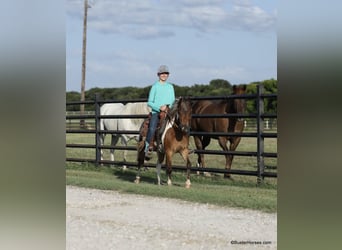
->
xmin=66 ymin=84 xmax=277 ymax=182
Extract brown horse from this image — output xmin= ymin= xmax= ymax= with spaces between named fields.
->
xmin=191 ymin=85 xmax=247 ymax=178
xmin=136 ymin=97 xmax=193 ymax=188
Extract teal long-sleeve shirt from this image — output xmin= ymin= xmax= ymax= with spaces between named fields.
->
xmin=147 ymin=81 xmax=175 ymax=114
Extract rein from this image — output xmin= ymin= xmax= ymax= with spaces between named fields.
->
xmin=172 ymin=114 xmax=180 ymax=130
xmin=164 ymin=108 xmax=180 ymax=130
xmin=164 ymin=97 xmax=191 ymax=135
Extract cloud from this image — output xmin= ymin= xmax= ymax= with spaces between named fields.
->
xmin=228 ymin=3 xmax=277 ymax=31
xmin=67 ymin=0 xmax=276 ymax=39
xmin=128 ymin=26 xmax=175 ymax=40
xmin=174 ymin=64 xmax=249 ymax=85
xmin=89 ymin=20 xmax=175 ymax=39
xmin=180 ymin=6 xmax=227 ymax=32
xmin=160 ymin=0 xmax=225 ymax=7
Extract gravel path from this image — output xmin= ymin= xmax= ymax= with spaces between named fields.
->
xmin=66 ymin=185 xmax=277 ymax=250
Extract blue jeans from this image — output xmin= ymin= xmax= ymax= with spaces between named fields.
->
xmin=146 ymin=112 xmax=159 ymax=145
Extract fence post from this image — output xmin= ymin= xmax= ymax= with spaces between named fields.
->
xmin=257 ymin=84 xmax=265 ymax=184
xmin=94 ymin=93 xmax=101 ymax=166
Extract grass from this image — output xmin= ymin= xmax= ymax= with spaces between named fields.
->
xmin=66 ymin=132 xmax=277 ymax=213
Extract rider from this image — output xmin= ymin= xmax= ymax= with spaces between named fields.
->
xmin=145 ymin=65 xmax=175 ymax=156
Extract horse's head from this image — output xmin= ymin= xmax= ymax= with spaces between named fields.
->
xmin=172 ymin=96 xmax=192 ymax=135
xmin=227 ymin=85 xmax=247 ymax=120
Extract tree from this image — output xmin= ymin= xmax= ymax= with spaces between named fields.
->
xmin=245 ymin=79 xmax=277 ymax=114
xmin=66 ymin=79 xmax=277 ymax=113
xmin=209 ymin=79 xmax=232 ymax=89
xmin=66 ymin=92 xmax=81 ymax=111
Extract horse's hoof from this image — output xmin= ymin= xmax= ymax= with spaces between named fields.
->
xmin=185 ymin=180 xmax=191 ymax=188
xmin=134 ymin=177 xmax=140 ymax=184
xmin=204 ymin=172 xmax=211 ymax=177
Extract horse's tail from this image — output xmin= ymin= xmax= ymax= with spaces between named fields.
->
xmin=99 ymin=115 xmax=108 ymax=145
xmin=136 ymin=119 xmax=147 ymax=152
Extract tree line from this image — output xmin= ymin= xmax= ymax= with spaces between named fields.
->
xmin=66 ymin=78 xmax=277 ymax=114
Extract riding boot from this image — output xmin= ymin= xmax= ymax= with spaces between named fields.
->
xmin=144 ymin=141 xmax=153 ymax=161
xmin=144 ymin=142 xmax=149 ymax=153
xmin=149 ymin=136 xmax=156 ymax=151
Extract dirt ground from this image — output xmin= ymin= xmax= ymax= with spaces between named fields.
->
xmin=66 ymin=185 xmax=277 ymax=250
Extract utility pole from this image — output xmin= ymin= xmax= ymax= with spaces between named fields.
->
xmin=80 ymin=0 xmax=90 ymax=128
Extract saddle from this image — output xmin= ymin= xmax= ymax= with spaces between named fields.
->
xmin=139 ymin=107 xmax=170 ymax=152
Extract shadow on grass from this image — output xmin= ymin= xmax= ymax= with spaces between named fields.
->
xmin=112 ymin=168 xmax=159 ymax=185
xmin=111 ymin=167 xmax=187 ymax=188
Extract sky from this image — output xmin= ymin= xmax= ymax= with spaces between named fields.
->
xmin=66 ymin=0 xmax=277 ymax=92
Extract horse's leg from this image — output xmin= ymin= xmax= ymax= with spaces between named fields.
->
xmin=110 ymin=135 xmax=119 ymax=166
xmin=156 ymin=152 xmax=165 ymax=185
xmin=135 ymin=163 xmax=142 ymax=184
xmin=180 ymin=149 xmax=191 ymax=188
xmin=225 ymin=121 xmax=244 ymax=177
xmin=165 ymin=150 xmax=173 ymax=186
xmin=193 ymin=136 xmax=202 ymax=168
xmin=201 ymin=136 xmax=211 ymax=176
xmin=185 ymin=156 xmax=191 ymax=188
xmin=121 ymin=136 xmax=128 ymax=170
xmin=135 ymin=120 xmax=150 ymax=184
xmin=218 ymin=136 xmax=230 ymax=178
xmin=135 ymin=139 xmax=145 ymax=184
xmin=100 ymin=133 xmax=105 ymax=166
xmin=226 ymin=136 xmax=242 ymax=176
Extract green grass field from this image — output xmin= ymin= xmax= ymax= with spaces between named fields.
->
xmin=66 ymin=132 xmax=277 ymax=213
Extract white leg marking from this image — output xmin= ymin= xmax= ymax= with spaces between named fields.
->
xmin=185 ymin=179 xmax=191 ymax=189
xmin=156 ymin=162 xmax=162 ymax=185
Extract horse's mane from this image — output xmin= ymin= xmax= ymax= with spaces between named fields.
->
xmin=167 ymin=98 xmax=180 ymax=121
xmin=167 ymin=97 xmax=191 ymax=121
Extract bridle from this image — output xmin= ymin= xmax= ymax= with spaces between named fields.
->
xmin=171 ymin=99 xmax=191 ymax=135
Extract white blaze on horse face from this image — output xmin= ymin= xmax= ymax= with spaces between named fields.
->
xmin=161 ymin=117 xmax=175 ymax=148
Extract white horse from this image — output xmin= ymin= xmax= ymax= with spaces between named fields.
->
xmin=100 ymin=102 xmax=151 ymax=169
